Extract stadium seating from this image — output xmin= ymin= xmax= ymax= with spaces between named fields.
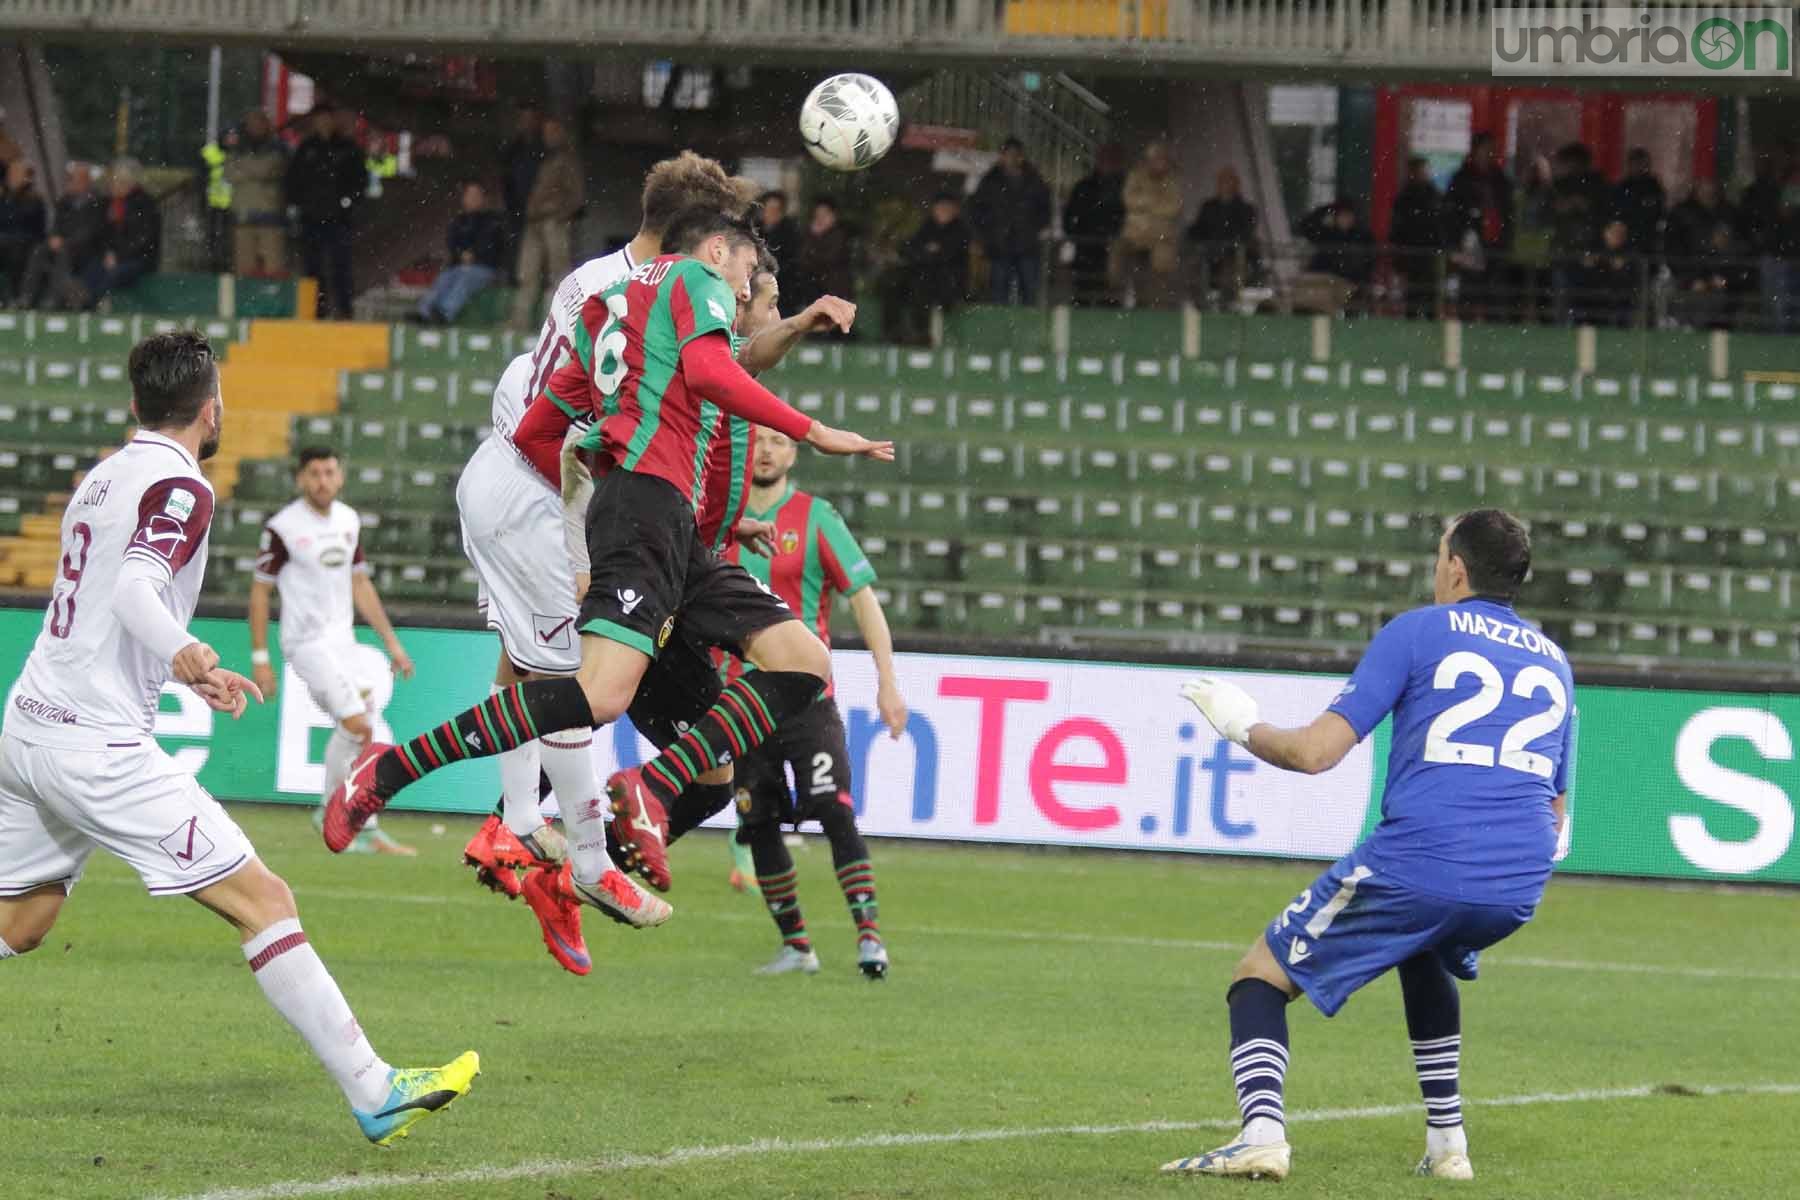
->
xmin=2 ymin=316 xmax=1796 ymax=671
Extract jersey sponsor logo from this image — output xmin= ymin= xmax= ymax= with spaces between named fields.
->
xmin=156 ymin=816 xmax=217 ymax=871
xmin=77 ymin=477 xmax=110 ymax=507
xmin=13 ymin=692 xmax=79 ymax=725
xmin=617 ymin=588 xmax=644 ymax=615
xmin=137 ymin=513 xmax=191 ymax=557
xmin=533 ymin=613 xmax=576 ymax=650
xmin=1287 ymin=937 xmax=1312 ymax=965
xmin=779 ymin=528 xmax=800 ymax=555
xmin=319 ymin=547 xmax=349 ymax=568
xmin=163 ymin=488 xmax=197 ymax=521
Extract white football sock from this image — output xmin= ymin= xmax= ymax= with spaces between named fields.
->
xmin=495 ymin=686 xmax=545 ymax=837
xmin=243 ymin=918 xmax=391 ymax=1111
xmin=540 ymin=730 xmax=615 ymax=885
xmin=0 ymin=934 xmax=15 ymax=959
xmin=1426 ymin=1123 xmax=1468 ymax=1158
xmin=1240 ymin=1116 xmax=1285 ymax=1146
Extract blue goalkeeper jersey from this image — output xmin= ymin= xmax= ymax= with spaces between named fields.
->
xmin=1328 ymin=596 xmax=1575 ymax=906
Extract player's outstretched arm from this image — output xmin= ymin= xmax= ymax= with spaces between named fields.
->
xmin=246 ymin=576 xmax=279 ymax=700
xmin=736 ymin=295 xmax=856 ymax=376
xmin=1179 ymin=678 xmax=1357 ymax=776
xmin=681 ymin=331 xmax=892 ymax=460
xmin=351 ymin=571 xmax=414 ymax=679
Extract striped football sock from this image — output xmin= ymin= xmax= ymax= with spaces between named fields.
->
xmin=835 ymin=858 xmax=879 ymax=941
xmin=638 ymin=672 xmax=822 ymax=804
xmin=1226 ymin=978 xmax=1291 ymax=1145
xmin=373 ymin=678 xmax=591 ymax=798
xmin=1399 ymin=952 xmax=1467 ymax=1157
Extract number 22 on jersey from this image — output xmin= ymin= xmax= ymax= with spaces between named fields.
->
xmin=1423 ymin=650 xmax=1568 ymax=779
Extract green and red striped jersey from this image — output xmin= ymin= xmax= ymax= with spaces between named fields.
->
xmin=725 ymin=482 xmax=876 ymax=647
xmin=548 ymin=254 xmax=738 ymax=509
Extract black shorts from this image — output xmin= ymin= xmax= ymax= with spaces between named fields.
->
xmin=579 ymin=468 xmax=791 ymax=661
xmin=733 ymin=697 xmax=853 ymax=829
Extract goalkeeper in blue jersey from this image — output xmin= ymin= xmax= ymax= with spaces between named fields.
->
xmin=1162 ymin=509 xmax=1574 ymax=1184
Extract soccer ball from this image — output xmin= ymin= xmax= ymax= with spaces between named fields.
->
xmin=799 ymin=73 xmax=899 ymax=172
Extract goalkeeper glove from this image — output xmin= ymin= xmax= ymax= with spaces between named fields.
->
xmin=1179 ymin=677 xmax=1260 ymax=748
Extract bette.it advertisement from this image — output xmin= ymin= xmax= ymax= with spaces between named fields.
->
xmin=2 ymin=607 xmax=1796 ymax=885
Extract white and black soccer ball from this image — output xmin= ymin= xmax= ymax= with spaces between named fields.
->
xmin=799 ymin=73 xmax=899 ymax=172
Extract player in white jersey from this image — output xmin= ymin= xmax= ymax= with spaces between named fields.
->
xmin=248 ymin=446 xmax=417 ymax=855
xmin=0 ymin=332 xmax=477 ymax=1143
xmin=454 ymin=155 xmax=759 ymax=965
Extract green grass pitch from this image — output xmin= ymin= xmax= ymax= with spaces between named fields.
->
xmin=4 ymin=805 xmax=1797 ymax=1199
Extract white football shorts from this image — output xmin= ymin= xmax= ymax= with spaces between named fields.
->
xmin=458 ymin=437 xmax=580 ymax=675
xmin=285 ymin=632 xmax=377 ymax=723
xmin=0 ymin=731 xmax=255 ymax=897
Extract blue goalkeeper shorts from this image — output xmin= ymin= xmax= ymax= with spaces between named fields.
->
xmin=1263 ymin=848 xmax=1537 ymax=1017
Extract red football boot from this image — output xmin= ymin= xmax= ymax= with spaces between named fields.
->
xmin=322 ymin=742 xmax=394 ymax=853
xmin=606 ymin=767 xmax=671 ymax=892
xmin=461 ymin=815 xmax=525 ymax=900
xmin=521 ymin=863 xmax=591 ymax=976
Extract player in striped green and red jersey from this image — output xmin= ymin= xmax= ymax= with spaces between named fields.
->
xmin=720 ymin=425 xmax=909 ymax=978
xmin=324 ymin=210 xmax=894 ymax=935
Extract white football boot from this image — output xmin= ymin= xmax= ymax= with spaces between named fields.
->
xmin=755 ymin=945 xmax=821 ymax=975
xmin=1161 ymin=1139 xmax=1291 ymax=1181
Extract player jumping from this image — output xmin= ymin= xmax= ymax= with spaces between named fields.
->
xmin=0 ymin=332 xmax=476 ymax=1144
xmin=725 ymin=423 xmax=908 ymax=979
xmin=1162 ymin=509 xmax=1572 ymax=1182
xmin=248 ymin=445 xmax=417 ymax=855
xmin=323 ymin=210 xmax=892 ymax=938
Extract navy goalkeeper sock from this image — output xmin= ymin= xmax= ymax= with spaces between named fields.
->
xmin=1399 ymin=952 xmax=1466 ymax=1154
xmin=1226 ymin=978 xmax=1291 ymax=1144
xmin=374 ymin=678 xmax=593 ymax=798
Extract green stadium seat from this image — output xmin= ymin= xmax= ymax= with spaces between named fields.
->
xmin=1199 ymin=549 xmax=1253 ymax=598
xmin=1019 ymin=445 xmax=1074 ymax=490
xmin=909 ymin=536 xmax=958 ymax=583
xmin=1541 ymin=466 xmax=1594 ymax=511
xmin=964 ymin=492 xmax=1031 ymax=538
xmin=1027 ymin=541 xmax=1081 ymax=588
xmin=1730 ymin=526 xmax=1791 ymax=569
xmin=908 ymin=585 xmax=960 ymax=634
xmin=1140 ymin=495 xmax=1197 ymax=545
xmin=1135 ymin=447 xmax=1189 ymax=492
xmin=964 ymin=589 xmax=1026 ymax=638
xmin=1729 ymin=570 xmax=1786 ymax=621
xmin=1484 ymin=465 xmax=1534 ymax=510
xmin=1532 ymin=413 xmax=1580 ymax=460
xmin=1367 ymin=460 xmax=1421 ymax=508
xmin=1356 ymin=403 xmax=1405 ymax=446
xmin=857 ymin=486 xmax=904 ymax=533
xmin=1674 ymin=622 xmax=1730 ymax=661
xmin=1413 ymin=410 xmax=1467 ymax=457
xmin=1256 ymin=550 xmax=1307 ymax=596
xmin=1075 ymin=493 xmax=1133 ymax=538
xmin=1193 ymin=451 xmax=1244 ymax=498
xmin=1141 ymin=545 xmax=1194 ymax=591
xmin=842 ymin=386 xmax=896 ymax=429
xmin=1560 ymin=616 xmax=1616 ymax=659
xmin=1318 ymin=555 xmax=1371 ymax=601
xmin=1709 ymin=471 xmax=1772 ymax=523
xmin=1428 ymin=463 xmax=1479 ymax=508
xmin=906 ymin=440 xmax=966 ymax=486
xmin=1011 ymin=392 xmax=1066 ymax=439
xmin=961 ymin=538 xmax=1020 ymax=585
xmin=1736 ymin=625 xmax=1795 ymax=665
xmin=1069 ymin=394 xmax=1115 ymax=434
xmin=900 ymin=390 xmax=949 ymax=430
xmin=1255 ymin=502 xmax=1306 ymax=546
xmin=1325 ymin=607 xmax=1373 ymax=642
xmin=1077 ymin=445 xmax=1130 ymax=489
xmin=950 ymin=391 xmax=1006 ymax=435
xmin=1084 ymin=540 xmax=1134 ymax=589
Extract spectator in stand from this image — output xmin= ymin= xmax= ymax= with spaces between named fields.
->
xmin=14 ymin=161 xmax=103 ymax=310
xmin=414 ymin=181 xmax=506 ymax=325
xmin=498 ymin=103 xmax=544 ymax=277
xmin=969 ymin=137 xmax=1052 ymax=305
xmin=1387 ymin=155 xmax=1446 ymax=319
xmin=1118 ymin=140 xmax=1184 ymax=308
xmin=888 ymin=190 xmax=971 ymax=343
xmin=1063 ymin=143 xmax=1125 ymax=306
xmin=1670 ymin=196 xmax=1751 ymax=330
xmin=0 ymin=157 xmax=46 ymax=295
xmin=1444 ymin=131 xmax=1513 ymax=316
xmin=1186 ymin=166 xmax=1259 ymax=308
xmin=508 ymin=116 xmax=584 ymax=330
xmin=756 ymin=190 xmax=800 ymax=269
xmin=1294 ymin=197 xmax=1375 ymax=314
xmin=1577 ymin=219 xmax=1637 ymax=327
xmin=1738 ymin=143 xmax=1796 ymax=331
xmin=286 ymin=105 xmax=366 ymax=319
xmin=1547 ymin=142 xmax=1610 ymax=324
xmin=79 ymin=159 xmax=160 ymax=309
xmin=1510 ymin=155 xmax=1555 ymax=322
xmin=787 ymin=196 xmax=855 ymax=329
xmin=1612 ymin=147 xmax=1666 ymax=256
xmin=223 ymin=109 xmax=289 ymax=277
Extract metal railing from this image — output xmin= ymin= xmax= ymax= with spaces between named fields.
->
xmin=0 ymin=0 xmax=1499 ymax=72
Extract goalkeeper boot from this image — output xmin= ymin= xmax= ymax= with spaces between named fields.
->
xmin=605 ymin=768 xmax=671 ymax=891
xmin=755 ymin=944 xmax=821 ymax=975
xmin=1415 ymin=1151 xmax=1474 ymax=1180
xmin=352 ymin=1051 xmax=481 ymax=1146
xmin=322 ymin=743 xmax=394 ymax=853
xmin=461 ymin=816 xmax=525 ymax=900
xmin=521 ymin=865 xmax=590 ymax=976
xmin=857 ymin=934 xmax=889 ymax=980
xmin=1161 ymin=1138 xmax=1292 ymax=1181
xmin=568 ymin=862 xmax=673 ymax=929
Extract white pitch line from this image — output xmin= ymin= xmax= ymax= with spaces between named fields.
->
xmin=159 ymin=1081 xmax=1800 ymax=1200
xmin=88 ymin=877 xmax=1795 ymax=983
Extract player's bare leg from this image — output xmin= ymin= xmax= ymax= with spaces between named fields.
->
xmin=0 ymin=882 xmax=68 ymax=958
xmin=188 ymin=858 xmax=477 ymax=1144
xmin=1162 ymin=936 xmax=1297 ymax=1180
